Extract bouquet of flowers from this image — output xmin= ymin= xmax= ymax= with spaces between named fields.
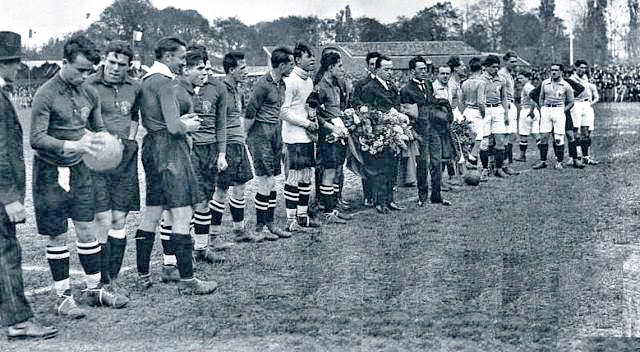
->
xmin=342 ymin=106 xmax=414 ymax=156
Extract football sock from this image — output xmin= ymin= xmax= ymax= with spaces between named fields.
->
xmin=267 ymin=191 xmax=277 ymax=224
xmin=319 ymin=184 xmax=335 ymax=212
xmin=193 ymin=209 xmax=212 ymax=251
xmin=284 ymin=183 xmax=299 ymax=222
xmin=106 ymin=228 xmax=127 ymax=280
xmin=539 ymin=143 xmax=549 ymax=161
xmin=99 ymin=240 xmax=111 ymax=285
xmin=495 ymin=149 xmax=504 ymax=170
xmin=581 ymin=138 xmax=590 ymax=157
xmin=135 ymin=229 xmax=155 ymax=275
xmin=229 ymin=196 xmax=245 ymax=229
xmin=297 ymin=182 xmax=311 ymax=218
xmin=46 ymin=244 xmax=70 ymax=296
xmin=77 ymin=240 xmax=102 ymax=289
xmin=254 ymin=193 xmax=270 ymax=227
xmin=480 ymin=149 xmax=489 ymax=169
xmin=519 ymin=141 xmax=528 ymax=154
xmin=172 ymin=234 xmax=193 ymax=280
xmin=506 ymin=143 xmax=513 ymax=163
xmin=554 ymin=144 xmax=565 ymax=162
xmin=568 ymin=140 xmax=578 ymax=159
xmin=160 ymin=224 xmax=176 ymax=266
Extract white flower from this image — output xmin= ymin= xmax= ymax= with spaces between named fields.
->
xmin=359 ymin=106 xmax=369 ymax=113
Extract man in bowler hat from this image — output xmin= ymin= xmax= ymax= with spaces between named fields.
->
xmin=0 ymin=31 xmax=58 ymax=340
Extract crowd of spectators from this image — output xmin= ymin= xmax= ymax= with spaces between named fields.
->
xmin=9 ymin=64 xmax=640 ymax=110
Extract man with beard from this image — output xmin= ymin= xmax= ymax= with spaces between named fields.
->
xmin=134 ymin=37 xmax=217 ymax=294
xmin=281 ymin=44 xmax=320 ymax=231
xmin=401 ymin=56 xmax=450 ymax=206
xmin=86 ymin=40 xmax=141 ymax=288
xmin=245 ymin=47 xmax=294 ymax=240
xmin=31 ymin=35 xmax=129 ymax=315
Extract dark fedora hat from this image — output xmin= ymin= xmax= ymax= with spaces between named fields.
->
xmin=0 ymin=31 xmax=22 ymax=61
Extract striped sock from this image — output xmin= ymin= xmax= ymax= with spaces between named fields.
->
xmin=194 ymin=208 xmax=213 ymax=250
xmin=319 ymin=184 xmax=335 ymax=212
xmin=283 ymin=183 xmax=299 ymax=221
xmin=229 ymin=196 xmax=245 ymax=229
xmin=46 ymin=245 xmax=70 ymax=296
xmin=106 ymin=228 xmax=127 ymax=280
xmin=297 ymin=182 xmax=311 ymax=217
xmin=159 ymin=224 xmax=176 ymax=266
xmin=268 ymin=191 xmax=277 ymax=224
xmin=77 ymin=241 xmax=102 ymax=289
xmin=254 ymin=193 xmax=270 ymax=227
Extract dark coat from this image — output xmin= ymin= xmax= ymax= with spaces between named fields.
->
xmin=0 ymin=86 xmax=25 ymax=206
xmin=359 ymin=78 xmax=400 ymax=112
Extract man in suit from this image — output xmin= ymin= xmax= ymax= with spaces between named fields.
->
xmin=0 ymin=31 xmax=58 ymax=340
xmin=400 ymin=56 xmax=450 ymax=207
xmin=360 ymin=55 xmax=404 ymax=213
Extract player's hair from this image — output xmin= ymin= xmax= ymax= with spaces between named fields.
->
xmin=468 ymin=57 xmax=482 ymax=72
xmin=270 ymin=47 xmax=293 ymax=69
xmin=482 ymin=55 xmax=501 ymax=67
xmin=574 ymin=59 xmax=589 ymax=68
xmin=446 ymin=55 xmax=462 ymax=71
xmin=503 ymin=51 xmax=518 ymax=62
xmin=314 ymin=52 xmax=341 ymax=85
xmin=375 ymin=55 xmax=392 ymax=69
xmin=104 ymin=40 xmax=133 ymax=63
xmin=549 ymin=63 xmax=564 ymax=72
xmin=185 ymin=49 xmax=206 ymax=68
xmin=63 ymin=35 xmax=101 ymax=65
xmin=366 ymin=51 xmax=381 ymax=64
xmin=294 ymin=43 xmax=314 ymax=65
xmin=306 ymin=91 xmax=320 ymax=109
xmin=187 ymin=44 xmax=209 ymax=62
xmin=223 ymin=51 xmax=245 ymax=74
xmin=154 ymin=37 xmax=186 ymax=60
xmin=518 ymin=69 xmax=532 ymax=79
xmin=322 ymin=46 xmax=340 ymax=56
xmin=408 ymin=56 xmax=427 ymax=71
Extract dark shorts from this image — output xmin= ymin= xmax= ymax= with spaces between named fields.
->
xmin=247 ymin=121 xmax=282 ymax=177
xmin=141 ymin=130 xmax=200 ymax=208
xmin=217 ymin=142 xmax=253 ymax=189
xmin=33 ymin=156 xmax=95 ymax=236
xmin=286 ymin=143 xmax=315 ymax=170
xmin=93 ymin=139 xmax=140 ymax=213
xmin=191 ymin=143 xmax=219 ymax=202
xmin=319 ymin=141 xmax=347 ymax=169
xmin=564 ymin=109 xmax=575 ymax=131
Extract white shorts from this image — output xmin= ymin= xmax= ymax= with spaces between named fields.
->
xmin=540 ymin=106 xmax=566 ymax=135
xmin=483 ymin=105 xmax=507 ymax=136
xmin=462 ymin=107 xmax=484 ymax=141
xmin=588 ymin=105 xmax=595 ymax=131
xmin=571 ymin=101 xmax=592 ymax=128
xmin=518 ymin=107 xmax=540 ymax=136
xmin=507 ymin=102 xmax=518 ymax=134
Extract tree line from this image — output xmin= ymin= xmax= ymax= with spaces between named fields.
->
xmin=23 ymin=0 xmax=632 ymax=66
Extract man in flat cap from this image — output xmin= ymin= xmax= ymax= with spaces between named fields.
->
xmin=0 ymin=31 xmax=58 ymax=340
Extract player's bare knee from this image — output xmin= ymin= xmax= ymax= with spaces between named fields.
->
xmin=110 ymin=211 xmax=127 ymax=230
xmin=47 ymin=234 xmax=68 ymax=247
xmin=74 ymin=221 xmax=98 ymax=243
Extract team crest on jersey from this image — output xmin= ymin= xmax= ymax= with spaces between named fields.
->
xmin=201 ymin=100 xmax=212 ymax=113
xmin=120 ymin=101 xmax=131 ymax=115
xmin=80 ymin=106 xmax=91 ymax=120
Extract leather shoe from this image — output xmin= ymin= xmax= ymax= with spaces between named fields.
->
xmin=375 ymin=205 xmax=389 ymax=214
xmin=8 ymin=319 xmax=58 ymax=341
xmin=387 ymin=202 xmax=405 ymax=211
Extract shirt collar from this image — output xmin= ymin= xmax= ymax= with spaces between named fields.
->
xmin=293 ymin=66 xmax=310 ymax=80
xmin=143 ymin=61 xmax=175 ymax=80
xmin=0 ymin=76 xmax=5 ymax=88
xmin=224 ymin=76 xmax=237 ymax=92
xmin=375 ymin=76 xmax=389 ymax=90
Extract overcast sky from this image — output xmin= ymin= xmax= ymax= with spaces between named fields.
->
xmin=3 ymin=0 xmax=573 ymax=47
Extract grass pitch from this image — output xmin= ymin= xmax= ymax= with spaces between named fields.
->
xmin=5 ymin=103 xmax=640 ymax=351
